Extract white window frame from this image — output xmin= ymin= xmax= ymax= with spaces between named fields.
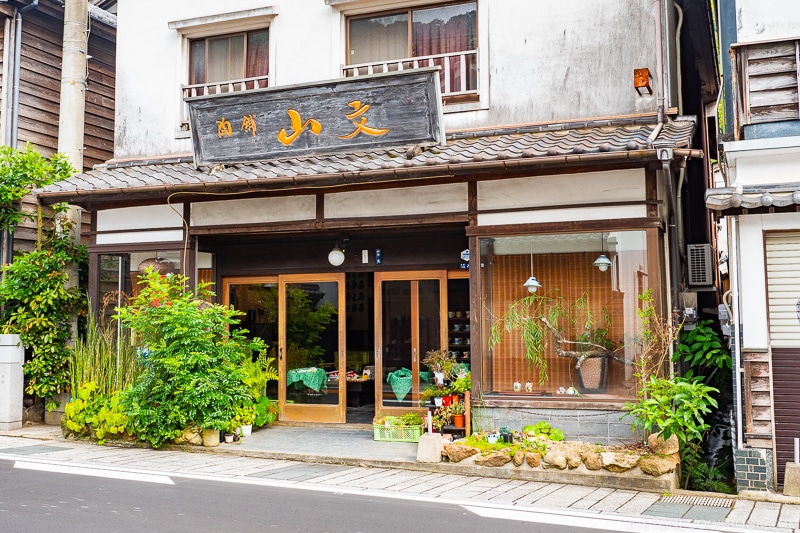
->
xmin=329 ymin=0 xmax=489 ymax=114
xmin=169 ymin=7 xmax=279 ymax=138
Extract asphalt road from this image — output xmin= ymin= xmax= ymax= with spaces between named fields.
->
xmin=0 ymin=458 xmax=639 ymax=533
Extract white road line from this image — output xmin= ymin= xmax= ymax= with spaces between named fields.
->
xmin=14 ymin=461 xmax=175 ymax=485
xmin=462 ymin=505 xmax=747 ymax=533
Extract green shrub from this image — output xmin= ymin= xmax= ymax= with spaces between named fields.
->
xmin=0 ymin=207 xmax=86 ymax=409
xmin=62 ymin=382 xmax=131 ymax=445
xmin=116 ymin=270 xmax=266 ymax=448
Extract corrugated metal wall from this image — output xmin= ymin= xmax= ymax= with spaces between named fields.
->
xmin=767 ymin=232 xmax=800 ymax=486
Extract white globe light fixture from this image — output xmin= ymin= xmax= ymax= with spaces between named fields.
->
xmin=523 ymin=276 xmax=542 ymax=293
xmin=328 ymin=245 xmax=345 ymax=266
xmin=593 ymin=254 xmax=612 ymax=272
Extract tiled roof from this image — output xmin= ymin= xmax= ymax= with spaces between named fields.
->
xmin=38 ymin=116 xmax=698 ymax=206
xmin=706 ymin=184 xmax=800 ymax=212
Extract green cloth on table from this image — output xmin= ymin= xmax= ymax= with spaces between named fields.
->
xmin=386 ymin=367 xmax=413 ymax=402
xmin=286 ymin=367 xmax=327 ymax=392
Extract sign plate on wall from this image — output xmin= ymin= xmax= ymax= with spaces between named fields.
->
xmin=186 ymin=68 xmax=444 ymax=166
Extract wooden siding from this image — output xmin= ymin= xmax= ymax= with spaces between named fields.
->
xmin=16 ymin=3 xmax=115 ymax=168
xmin=772 ymin=348 xmax=800 ymax=486
xmin=738 ymin=39 xmax=800 ymax=126
xmin=743 ymin=351 xmax=774 ymax=438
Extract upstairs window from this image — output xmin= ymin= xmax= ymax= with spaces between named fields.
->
xmin=189 ymin=29 xmax=269 ymax=90
xmin=346 ymin=2 xmax=478 ymax=99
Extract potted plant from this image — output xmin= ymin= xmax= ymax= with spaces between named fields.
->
xmin=451 ymin=371 xmax=471 ymax=400
xmin=422 ymin=349 xmax=456 ymax=384
xmin=233 ymin=403 xmax=256 ymax=437
xmin=419 ymin=384 xmax=451 ymax=407
xmin=451 ymin=401 xmax=466 ymax=428
xmin=489 ymin=291 xmax=628 ymax=386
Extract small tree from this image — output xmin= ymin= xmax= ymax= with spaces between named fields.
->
xmin=116 ymin=270 xmax=266 ymax=448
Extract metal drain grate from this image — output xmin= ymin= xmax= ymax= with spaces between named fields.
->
xmin=660 ymin=495 xmax=734 ymax=508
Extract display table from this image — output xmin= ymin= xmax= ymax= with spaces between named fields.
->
xmin=345 ymin=379 xmax=375 ymax=407
xmin=286 ymin=367 xmax=327 ymax=392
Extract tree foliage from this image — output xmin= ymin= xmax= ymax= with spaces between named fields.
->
xmin=116 ymin=270 xmax=266 ymax=448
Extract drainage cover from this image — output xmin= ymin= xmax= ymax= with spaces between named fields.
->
xmin=660 ymin=495 xmax=733 ymax=507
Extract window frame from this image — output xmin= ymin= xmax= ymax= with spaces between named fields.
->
xmin=341 ymin=0 xmax=487 ymax=112
xmin=477 ymin=226 xmax=666 ymax=407
xmin=169 ymin=8 xmax=277 ymax=138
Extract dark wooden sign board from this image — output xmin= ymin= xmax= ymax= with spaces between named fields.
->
xmin=186 ymin=68 xmax=444 ymax=166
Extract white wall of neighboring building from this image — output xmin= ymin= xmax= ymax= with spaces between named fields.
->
xmin=114 ymin=0 xmax=668 ymax=160
xmin=734 ymin=0 xmax=800 ymax=43
xmin=724 ymin=137 xmax=800 ymax=188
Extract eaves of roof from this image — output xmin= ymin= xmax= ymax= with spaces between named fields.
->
xmin=706 ymin=183 xmax=800 ymax=213
xmin=37 ymin=116 xmax=700 ymax=208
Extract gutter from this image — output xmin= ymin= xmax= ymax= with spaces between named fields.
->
xmin=37 ymin=148 xmax=702 ymax=206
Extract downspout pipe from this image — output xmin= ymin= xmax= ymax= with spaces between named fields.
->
xmin=11 ymin=0 xmax=39 ymax=148
xmin=4 ymin=0 xmax=39 ymax=268
xmin=652 ymin=0 xmax=680 ymax=325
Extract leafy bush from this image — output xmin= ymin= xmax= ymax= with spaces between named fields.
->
xmin=116 ymin=270 xmax=266 ymax=448
xmin=523 ymin=421 xmax=565 ymax=441
xmin=253 ymin=395 xmax=279 ymax=427
xmin=0 ymin=207 xmax=87 ymax=409
xmin=674 ymin=319 xmax=731 ymax=375
xmin=62 ymin=382 xmax=131 ymax=445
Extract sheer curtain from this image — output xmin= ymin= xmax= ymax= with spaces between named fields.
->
xmin=412 ymin=3 xmax=477 ymax=92
xmin=349 ymin=13 xmax=409 ymax=65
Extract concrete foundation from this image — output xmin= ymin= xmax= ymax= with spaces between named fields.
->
xmin=0 ymin=334 xmax=24 ymax=431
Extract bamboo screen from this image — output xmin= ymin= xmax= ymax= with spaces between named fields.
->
xmin=488 ymin=252 xmax=638 ymax=397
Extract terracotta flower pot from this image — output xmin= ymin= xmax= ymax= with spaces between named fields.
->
xmin=452 ymin=414 xmax=465 ymax=428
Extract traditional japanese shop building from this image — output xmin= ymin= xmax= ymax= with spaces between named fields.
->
xmin=37 ymin=0 xmax=716 ymax=441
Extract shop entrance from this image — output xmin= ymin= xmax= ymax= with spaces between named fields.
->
xmin=223 ymin=270 xmax=465 ymax=423
xmin=224 ymin=274 xmax=346 ymax=423
xmin=374 ymin=271 xmax=448 ymax=414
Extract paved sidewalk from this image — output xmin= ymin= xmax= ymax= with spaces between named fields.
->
xmin=2 ymin=424 xmax=800 ymax=532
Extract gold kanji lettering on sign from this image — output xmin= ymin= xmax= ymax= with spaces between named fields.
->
xmin=338 ymin=100 xmax=389 ymax=139
xmin=216 ymin=117 xmax=233 ymax=138
xmin=241 ymin=114 xmax=257 ymax=137
xmin=277 ymin=109 xmax=322 ymax=146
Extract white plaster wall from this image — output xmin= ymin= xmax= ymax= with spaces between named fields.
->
xmin=724 ymin=138 xmax=800 ymax=187
xmin=325 ymin=183 xmax=467 ymax=218
xmin=735 ymin=0 xmax=800 ymax=43
xmin=96 ymin=230 xmax=184 ymax=245
xmin=114 ymin=0 xmax=666 ymax=159
xmin=738 ymin=214 xmax=769 ymax=350
xmin=96 ymin=204 xmax=185 ymax=231
xmin=191 ymin=196 xmax=316 ymax=226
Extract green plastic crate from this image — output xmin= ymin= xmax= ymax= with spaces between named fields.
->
xmin=373 ymin=423 xmax=424 ymax=443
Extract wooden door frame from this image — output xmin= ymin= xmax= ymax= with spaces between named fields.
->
xmin=221 ymin=273 xmax=346 ymax=424
xmin=374 ymin=270 xmax=447 ymax=415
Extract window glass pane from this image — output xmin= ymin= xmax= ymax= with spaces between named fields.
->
xmin=246 ymin=29 xmax=269 ymax=78
xmin=412 ymin=2 xmax=476 ymax=56
xmin=189 ymin=40 xmax=206 ymax=85
xmin=284 ymin=282 xmax=340 ymax=406
xmin=481 ymin=231 xmax=650 ymax=399
xmin=228 ymin=282 xmax=279 ymax=400
xmin=207 ymin=34 xmax=245 ymax=82
xmin=381 ymin=280 xmax=411 ymax=408
xmin=349 ymin=13 xmax=409 ymax=64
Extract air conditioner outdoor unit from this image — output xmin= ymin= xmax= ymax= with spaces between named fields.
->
xmin=687 ymin=244 xmax=714 ymax=286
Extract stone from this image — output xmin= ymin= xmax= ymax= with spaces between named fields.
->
xmin=416 ymin=432 xmax=444 ymax=463
xmin=601 ymin=452 xmax=640 ymax=472
xmin=525 ymin=452 xmax=542 ymax=467
xmin=474 ymin=451 xmax=512 ymax=467
xmin=513 ymin=450 xmax=525 ymax=467
xmin=202 ymin=428 xmax=220 ymax=447
xmin=542 ymin=451 xmax=568 ymax=470
xmin=648 ymin=432 xmax=679 ymax=455
xmin=784 ymin=463 xmax=800 ymax=497
xmin=175 ymin=426 xmax=203 ymax=446
xmin=639 ymin=455 xmax=679 ymax=476
xmin=582 ymin=452 xmax=603 ymax=470
xmin=565 ymin=450 xmax=582 ymax=469
xmin=444 ymin=443 xmax=478 ymax=463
